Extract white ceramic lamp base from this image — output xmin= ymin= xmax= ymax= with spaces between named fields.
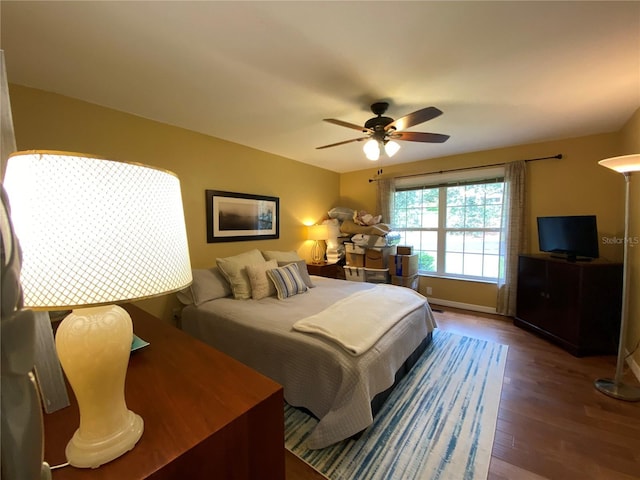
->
xmin=55 ymin=305 xmax=144 ymax=468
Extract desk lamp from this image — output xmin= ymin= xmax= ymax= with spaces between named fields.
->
xmin=594 ymin=153 xmax=640 ymax=401
xmin=3 ymin=150 xmax=193 ymax=466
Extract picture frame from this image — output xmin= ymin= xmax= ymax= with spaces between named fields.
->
xmin=206 ymin=190 xmax=279 ymax=243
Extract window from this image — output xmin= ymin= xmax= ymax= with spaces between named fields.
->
xmin=392 ymin=168 xmax=505 ymax=281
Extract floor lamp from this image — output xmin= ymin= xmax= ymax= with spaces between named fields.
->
xmin=594 ymin=153 xmax=640 ymax=402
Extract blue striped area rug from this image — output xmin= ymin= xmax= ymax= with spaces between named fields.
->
xmin=285 ymin=330 xmax=508 ymax=480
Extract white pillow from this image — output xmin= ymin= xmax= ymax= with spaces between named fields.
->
xmin=216 ymin=249 xmax=266 ymax=300
xmin=246 ymin=260 xmax=278 ymax=300
xmin=176 ymin=267 xmax=231 ymax=306
xmin=266 ymin=263 xmax=309 ymax=300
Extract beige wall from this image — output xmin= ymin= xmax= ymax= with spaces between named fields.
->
xmin=7 ymin=85 xmax=340 ymax=322
xmin=340 ymin=130 xmax=625 ymax=309
xmin=617 ymin=107 xmax=640 ymax=366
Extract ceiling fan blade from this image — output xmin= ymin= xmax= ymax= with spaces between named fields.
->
xmin=324 ymin=118 xmax=372 ymax=133
xmin=392 ymin=131 xmax=450 ymax=143
xmin=386 ymin=107 xmax=443 ymax=131
xmin=316 ymin=137 xmax=369 ymax=149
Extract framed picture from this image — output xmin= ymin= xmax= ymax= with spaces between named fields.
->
xmin=206 ymin=190 xmax=279 ymax=243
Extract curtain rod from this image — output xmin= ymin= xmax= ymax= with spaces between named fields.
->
xmin=368 ymin=153 xmax=562 ymax=182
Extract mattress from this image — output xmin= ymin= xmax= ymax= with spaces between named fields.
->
xmin=181 ymin=276 xmax=437 ymax=448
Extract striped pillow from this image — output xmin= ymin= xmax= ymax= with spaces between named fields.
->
xmin=267 ymin=263 xmax=309 ymax=300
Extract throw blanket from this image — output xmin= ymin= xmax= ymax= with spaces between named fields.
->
xmin=293 ymin=284 xmax=427 ymax=355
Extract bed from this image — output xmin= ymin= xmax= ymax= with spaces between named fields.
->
xmin=178 ymin=251 xmax=436 ymax=449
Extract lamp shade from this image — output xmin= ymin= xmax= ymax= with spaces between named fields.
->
xmin=385 ymin=140 xmax=401 ymax=157
xmin=307 ymin=224 xmax=329 ymax=241
xmin=363 ymin=139 xmax=380 ymax=161
xmin=3 ymin=151 xmax=192 ymax=309
xmin=598 ymin=154 xmax=640 ymax=173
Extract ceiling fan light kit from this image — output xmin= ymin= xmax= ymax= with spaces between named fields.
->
xmin=318 ymin=101 xmax=450 ymax=161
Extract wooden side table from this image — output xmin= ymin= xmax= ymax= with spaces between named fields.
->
xmin=43 ymin=304 xmax=285 ymax=480
xmin=306 ymin=262 xmax=344 ymax=279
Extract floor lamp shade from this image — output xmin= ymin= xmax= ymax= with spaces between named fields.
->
xmin=3 ymin=150 xmax=193 ymax=466
xmin=594 ymin=153 xmax=640 ymax=402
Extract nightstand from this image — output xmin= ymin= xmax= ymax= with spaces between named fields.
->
xmin=43 ymin=304 xmax=285 ymax=480
xmin=307 ymin=262 xmax=345 ymax=279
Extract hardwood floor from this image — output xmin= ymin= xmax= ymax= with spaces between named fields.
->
xmin=285 ymin=306 xmax=640 ymax=480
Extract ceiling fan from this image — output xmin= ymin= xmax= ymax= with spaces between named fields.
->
xmin=317 ymin=101 xmax=450 ymax=161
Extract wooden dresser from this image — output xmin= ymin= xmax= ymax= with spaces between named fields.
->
xmin=514 ymin=254 xmax=623 ymax=356
xmin=43 ymin=304 xmax=285 ymax=480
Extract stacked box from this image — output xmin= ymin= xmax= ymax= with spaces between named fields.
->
xmin=396 ymin=245 xmax=413 ymax=255
xmin=344 ymin=266 xmax=365 ymax=282
xmin=345 ymin=243 xmax=365 ymax=267
xmin=391 ymin=274 xmax=419 ymax=291
xmin=364 ymin=267 xmax=390 ymax=284
xmin=390 ymin=254 xmax=418 ymax=277
xmin=364 ymin=245 xmax=396 ymax=269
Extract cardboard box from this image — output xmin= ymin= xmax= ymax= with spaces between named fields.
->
xmin=364 ymin=268 xmax=390 ymax=284
xmin=390 ymin=254 xmax=419 ymax=276
xmin=391 ymin=274 xmax=419 ymax=291
xmin=344 ymin=266 xmax=365 ymax=282
xmin=345 ymin=243 xmax=366 ymax=254
xmin=346 ymin=252 xmax=365 ymax=267
xmin=396 ymin=245 xmax=413 ymax=255
xmin=365 ymin=246 xmax=395 ymax=269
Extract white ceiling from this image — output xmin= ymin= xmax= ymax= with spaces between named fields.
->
xmin=2 ymin=1 xmax=639 ymax=173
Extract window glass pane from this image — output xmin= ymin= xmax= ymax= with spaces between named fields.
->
xmin=464 ymin=231 xmax=484 ymax=253
xmin=422 ymin=188 xmax=439 ymax=206
xmin=464 ymin=185 xmax=482 ymax=206
xmin=446 ymin=186 xmax=464 ymax=206
xmin=485 ymin=205 xmax=502 ymax=228
xmin=446 ymin=231 xmax=464 ymax=252
xmin=463 ymin=253 xmax=483 ymax=276
xmin=418 ymin=251 xmax=437 ymax=272
xmin=483 ymin=255 xmax=500 ymax=278
xmin=445 ymin=252 xmax=463 ymax=275
xmin=406 ymin=208 xmax=422 ymax=228
xmin=420 ymin=231 xmax=438 ymax=250
xmin=422 ymin=206 xmax=438 ymax=228
xmin=464 ymin=205 xmax=485 ymax=228
xmin=404 ymin=230 xmax=421 ymax=248
xmin=485 ymin=232 xmax=501 ymax=254
xmin=446 ymin=206 xmax=465 ymax=228
xmin=485 ymin=183 xmax=504 ymax=204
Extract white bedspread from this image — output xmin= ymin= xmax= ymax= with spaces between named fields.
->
xmin=294 ymin=284 xmax=428 ymax=355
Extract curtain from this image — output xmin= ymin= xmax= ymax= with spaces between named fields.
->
xmin=376 ymin=178 xmax=395 ymax=225
xmin=496 ymin=160 xmax=526 ymax=316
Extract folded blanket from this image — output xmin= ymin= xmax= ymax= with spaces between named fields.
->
xmin=293 ymin=284 xmax=427 ymax=355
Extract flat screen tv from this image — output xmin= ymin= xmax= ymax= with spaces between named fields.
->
xmin=537 ymin=215 xmax=599 ymax=261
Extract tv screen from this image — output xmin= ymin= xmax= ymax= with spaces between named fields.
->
xmin=537 ymin=215 xmax=599 ymax=261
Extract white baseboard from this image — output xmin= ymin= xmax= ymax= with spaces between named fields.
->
xmin=426 ymin=297 xmax=497 ymax=315
xmin=626 ymin=348 xmax=640 ymax=382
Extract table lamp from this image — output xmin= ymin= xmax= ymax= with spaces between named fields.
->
xmin=594 ymin=153 xmax=640 ymax=401
xmin=3 ymin=150 xmax=193 ymax=467
xmin=308 ymin=224 xmax=329 ymax=264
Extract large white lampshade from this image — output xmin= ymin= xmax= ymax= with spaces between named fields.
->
xmin=3 ymin=150 xmax=193 ymax=467
xmin=594 ymin=153 xmax=640 ymax=402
